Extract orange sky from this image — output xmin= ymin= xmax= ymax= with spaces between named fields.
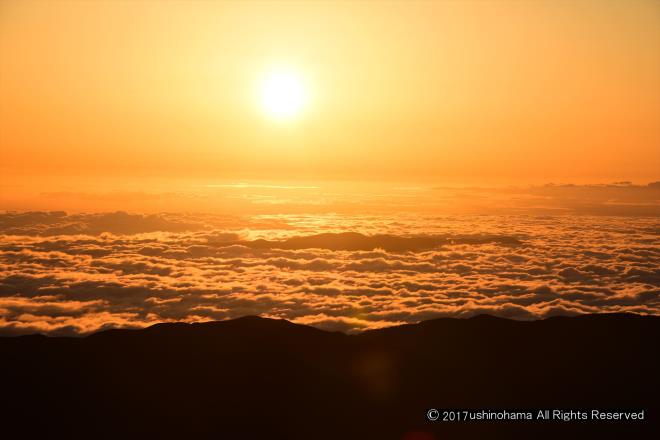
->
xmin=1 ymin=0 xmax=659 ymax=186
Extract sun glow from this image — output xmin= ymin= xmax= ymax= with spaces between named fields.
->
xmin=259 ymin=68 xmax=308 ymax=120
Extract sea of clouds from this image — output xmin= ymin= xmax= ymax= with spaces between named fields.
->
xmin=1 ymin=206 xmax=658 ymax=335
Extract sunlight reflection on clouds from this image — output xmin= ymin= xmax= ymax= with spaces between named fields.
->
xmin=0 ymin=210 xmax=657 ymax=335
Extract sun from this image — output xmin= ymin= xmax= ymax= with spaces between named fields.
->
xmin=259 ymin=68 xmax=308 ymax=120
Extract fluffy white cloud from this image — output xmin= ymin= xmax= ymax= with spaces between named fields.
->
xmin=0 ymin=211 xmax=658 ymax=335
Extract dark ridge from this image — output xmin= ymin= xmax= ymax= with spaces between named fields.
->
xmin=1 ymin=313 xmax=657 ymax=439
xmin=88 ymin=315 xmax=341 ymax=341
xmin=16 ymin=312 xmax=641 ymax=339
xmin=240 ymin=231 xmax=522 ymax=252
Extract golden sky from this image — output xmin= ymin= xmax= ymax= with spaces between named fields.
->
xmin=1 ymin=0 xmax=659 ymax=184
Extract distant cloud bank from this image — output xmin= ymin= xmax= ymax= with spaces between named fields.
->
xmin=2 ymin=181 xmax=659 ymax=216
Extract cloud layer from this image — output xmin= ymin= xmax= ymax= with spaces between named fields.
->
xmin=0 ymin=211 xmax=658 ymax=335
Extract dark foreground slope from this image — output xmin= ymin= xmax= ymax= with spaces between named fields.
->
xmin=1 ymin=314 xmax=657 ymax=439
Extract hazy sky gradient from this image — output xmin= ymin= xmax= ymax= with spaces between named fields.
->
xmin=1 ymin=1 xmax=659 ymax=335
xmin=1 ymin=0 xmax=659 ymax=185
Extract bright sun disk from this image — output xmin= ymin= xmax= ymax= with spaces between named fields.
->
xmin=259 ymin=68 xmax=307 ymax=120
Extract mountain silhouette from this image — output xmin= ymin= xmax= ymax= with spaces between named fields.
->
xmin=1 ymin=314 xmax=657 ymax=439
